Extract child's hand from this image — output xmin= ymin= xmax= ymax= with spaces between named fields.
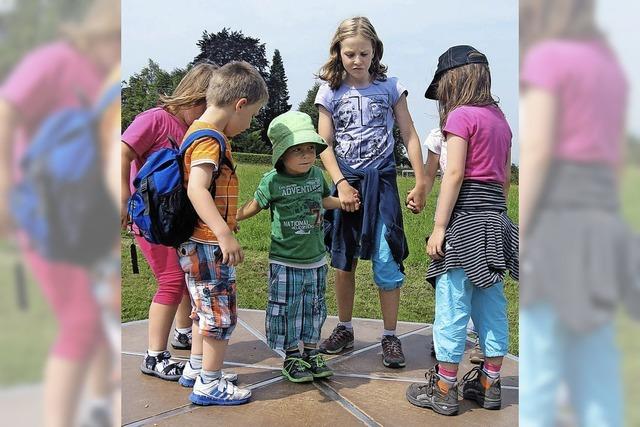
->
xmin=426 ymin=226 xmax=446 ymax=260
xmin=217 ymin=232 xmax=244 ymax=266
xmin=406 ymin=185 xmax=427 ymax=214
xmin=337 ymin=181 xmax=360 ymax=212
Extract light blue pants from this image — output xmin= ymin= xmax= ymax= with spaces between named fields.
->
xmin=520 ymin=304 xmax=622 ymax=427
xmin=433 ymin=268 xmax=508 ymax=363
xmin=371 ymin=218 xmax=404 ymax=290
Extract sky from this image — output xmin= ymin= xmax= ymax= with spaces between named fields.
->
xmin=122 ymin=0 xmax=519 ymax=162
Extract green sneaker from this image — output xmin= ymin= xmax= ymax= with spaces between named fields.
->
xmin=282 ymin=353 xmax=314 ymax=383
xmin=306 ymin=350 xmax=333 ymax=379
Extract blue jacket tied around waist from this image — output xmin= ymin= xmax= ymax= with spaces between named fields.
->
xmin=324 ymin=158 xmax=409 ymax=272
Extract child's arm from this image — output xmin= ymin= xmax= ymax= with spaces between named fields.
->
xmin=427 ymin=135 xmax=467 ymax=260
xmin=424 ymin=150 xmax=441 ymax=197
xmin=187 ymin=164 xmax=244 ymax=266
xmin=317 ymin=106 xmax=360 ymax=212
xmin=393 ymin=95 xmax=427 ymax=214
xmin=503 ymin=148 xmax=511 ymax=201
xmin=236 ymin=199 xmax=262 ymax=221
xmin=322 ymin=196 xmax=342 ymax=210
xmin=120 ymin=143 xmax=138 ymax=229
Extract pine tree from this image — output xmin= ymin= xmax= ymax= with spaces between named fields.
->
xmin=261 ymin=49 xmax=292 ymax=143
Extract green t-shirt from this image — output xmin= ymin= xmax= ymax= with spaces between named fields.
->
xmin=255 ymin=166 xmax=331 ymax=265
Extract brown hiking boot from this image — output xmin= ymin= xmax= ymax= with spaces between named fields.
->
xmin=469 ymin=338 xmax=485 ymax=364
xmin=461 ymin=364 xmax=501 ymax=409
xmin=381 ymin=335 xmax=406 ymax=368
xmin=406 ymin=365 xmax=459 ymax=416
xmin=320 ymin=325 xmax=354 ymax=354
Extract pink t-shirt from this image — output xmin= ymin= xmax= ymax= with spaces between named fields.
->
xmin=121 ymin=107 xmax=188 ymax=191
xmin=521 ymin=39 xmax=627 ymax=166
xmin=443 ymin=104 xmax=512 ymax=183
xmin=0 ymin=41 xmax=104 ymax=179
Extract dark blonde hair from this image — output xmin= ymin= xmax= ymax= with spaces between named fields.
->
xmin=436 ymin=63 xmax=501 ymax=130
xmin=318 ymin=16 xmax=387 ymax=90
xmin=206 ymin=61 xmax=269 ymax=107
xmin=520 ymin=0 xmax=602 ymax=58
xmin=159 ymin=63 xmax=218 ymax=116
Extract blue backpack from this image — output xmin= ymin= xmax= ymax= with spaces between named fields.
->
xmin=128 ymin=129 xmax=231 ymax=247
xmin=10 ymin=84 xmax=121 ymax=267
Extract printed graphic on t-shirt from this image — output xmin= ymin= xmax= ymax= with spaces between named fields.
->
xmin=331 ymin=93 xmax=391 ymax=164
xmin=276 ymin=178 xmax=324 ymax=236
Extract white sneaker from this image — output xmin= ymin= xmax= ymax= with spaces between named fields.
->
xmin=179 ymin=362 xmax=238 ymax=387
xmin=190 ymin=375 xmax=251 ymax=406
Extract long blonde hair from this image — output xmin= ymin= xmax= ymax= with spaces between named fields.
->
xmin=437 ymin=63 xmax=500 ymax=130
xmin=158 ymin=63 xmax=218 ymax=115
xmin=318 ymin=16 xmax=387 ymax=90
xmin=520 ymin=0 xmax=602 ymax=58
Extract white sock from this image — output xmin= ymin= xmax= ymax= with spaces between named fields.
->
xmin=201 ymin=369 xmax=222 ymax=384
xmin=190 ymin=354 xmax=203 ymax=370
xmin=147 ymin=349 xmax=163 ymax=357
xmin=176 ymin=326 xmax=192 ymax=335
xmin=338 ymin=321 xmax=353 ymax=330
xmin=382 ymin=329 xmax=396 ymax=337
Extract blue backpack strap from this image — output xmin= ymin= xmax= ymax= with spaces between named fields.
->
xmin=179 ymin=129 xmax=228 ymax=164
xmin=92 ymin=83 xmax=121 ymax=118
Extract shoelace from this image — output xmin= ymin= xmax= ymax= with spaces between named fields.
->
xmin=285 ymin=357 xmax=312 ymax=373
xmin=328 ymin=327 xmax=351 ymax=345
xmin=461 ymin=365 xmax=482 ymax=384
xmin=157 ymin=351 xmax=183 ymax=375
xmin=309 ymin=353 xmax=326 ymax=368
xmin=383 ymin=337 xmax=402 ymax=354
xmin=418 ymin=368 xmax=438 ymax=396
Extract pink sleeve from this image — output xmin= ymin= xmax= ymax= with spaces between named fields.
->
xmin=443 ymin=107 xmax=474 ymax=141
xmin=121 ymin=110 xmax=161 ymax=158
xmin=520 ymin=43 xmax=562 ymax=93
xmin=0 ymin=47 xmax=59 ymax=123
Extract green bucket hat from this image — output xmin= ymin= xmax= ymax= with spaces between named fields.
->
xmin=268 ymin=111 xmax=327 ymax=167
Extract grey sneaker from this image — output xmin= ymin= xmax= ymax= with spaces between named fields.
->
xmin=381 ymin=335 xmax=406 ymax=368
xmin=406 ymin=366 xmax=459 ymax=416
xmin=461 ymin=364 xmax=501 ymax=409
xmin=320 ymin=325 xmax=354 ymax=354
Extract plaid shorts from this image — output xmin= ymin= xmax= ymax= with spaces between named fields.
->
xmin=266 ymin=262 xmax=328 ymax=350
xmin=177 ymin=241 xmax=237 ymax=340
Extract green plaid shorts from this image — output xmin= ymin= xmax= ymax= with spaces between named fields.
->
xmin=265 ymin=262 xmax=328 ymax=350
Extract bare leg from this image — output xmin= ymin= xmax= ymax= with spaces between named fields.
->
xmin=43 ymin=356 xmax=87 ymax=427
xmin=378 ymin=287 xmax=400 ymax=331
xmin=174 ymin=290 xmax=192 ymax=330
xmin=334 ymin=260 xmax=357 ymax=322
xmin=148 ymin=302 xmax=178 ymax=351
xmin=202 ymin=337 xmax=228 ymax=372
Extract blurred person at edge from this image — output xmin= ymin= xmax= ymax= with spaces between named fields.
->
xmin=519 ymin=0 xmax=639 ymax=426
xmin=0 ymin=0 xmax=121 ymax=426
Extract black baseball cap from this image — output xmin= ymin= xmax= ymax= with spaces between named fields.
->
xmin=424 ymin=45 xmax=488 ymax=99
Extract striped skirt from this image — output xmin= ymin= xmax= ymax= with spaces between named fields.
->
xmin=426 ymin=181 xmax=519 ymax=288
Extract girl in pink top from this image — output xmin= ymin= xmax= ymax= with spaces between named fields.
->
xmin=407 ymin=45 xmax=518 ymax=416
xmin=121 ymin=62 xmax=217 ymax=382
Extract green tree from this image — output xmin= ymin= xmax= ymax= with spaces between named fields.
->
xmin=298 ymin=82 xmax=321 ymax=128
xmin=121 ymin=59 xmax=185 ymax=130
xmin=261 ymin=49 xmax=291 ymax=143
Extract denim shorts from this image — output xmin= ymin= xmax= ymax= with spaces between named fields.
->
xmin=177 ymin=241 xmax=237 ymax=340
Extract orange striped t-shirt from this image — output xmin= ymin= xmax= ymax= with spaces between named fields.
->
xmin=182 ymin=120 xmax=238 ymax=243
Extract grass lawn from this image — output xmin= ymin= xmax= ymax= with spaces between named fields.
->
xmin=122 ymin=161 xmax=521 ymax=355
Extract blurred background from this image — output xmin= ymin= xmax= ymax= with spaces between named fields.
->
xmin=520 ymin=0 xmax=639 ymax=426
xmin=0 ymin=1 xmax=120 ymax=426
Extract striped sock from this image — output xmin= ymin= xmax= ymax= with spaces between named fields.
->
xmin=483 ymin=362 xmax=501 ymax=379
xmin=437 ymin=365 xmax=458 ymax=382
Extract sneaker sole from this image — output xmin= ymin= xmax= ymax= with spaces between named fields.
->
xmin=179 ymin=376 xmax=195 ymax=388
xmin=171 ymin=341 xmax=191 ymax=350
xmin=463 ymin=389 xmax=501 ymax=410
xmin=321 ymin=341 xmax=354 ymax=354
xmin=140 ymin=365 xmax=181 ymax=381
xmin=311 ymin=371 xmax=334 ymax=379
xmin=189 ymin=392 xmax=250 ymax=406
xmin=405 ymin=390 xmax=459 ymax=416
xmin=281 ymin=370 xmax=314 ymax=383
xmin=383 ymin=359 xmax=406 ymax=369
xmin=469 ymin=356 xmax=484 ymax=365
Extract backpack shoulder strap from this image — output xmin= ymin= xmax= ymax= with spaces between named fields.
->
xmin=92 ymin=83 xmax=121 ymax=117
xmin=179 ymin=129 xmax=230 ymax=171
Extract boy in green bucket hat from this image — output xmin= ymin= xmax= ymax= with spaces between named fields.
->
xmin=237 ymin=111 xmax=357 ymax=382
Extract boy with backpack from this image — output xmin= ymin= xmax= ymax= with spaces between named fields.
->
xmin=175 ymin=61 xmax=268 ymax=406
